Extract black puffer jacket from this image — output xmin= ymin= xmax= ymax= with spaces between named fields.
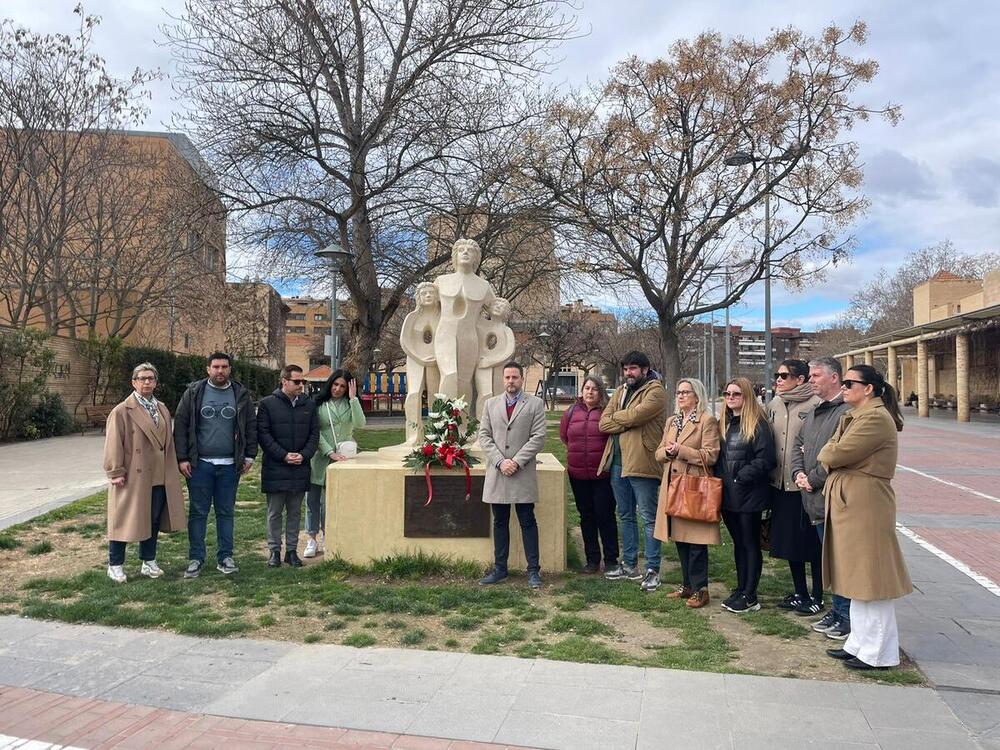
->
xmin=718 ymin=413 xmax=777 ymax=513
xmin=257 ymin=389 xmax=319 ymax=493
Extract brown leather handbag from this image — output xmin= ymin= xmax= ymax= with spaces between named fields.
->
xmin=665 ymin=455 xmax=722 ymax=523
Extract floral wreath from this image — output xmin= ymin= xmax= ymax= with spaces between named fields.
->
xmin=403 ymin=394 xmax=480 ymax=505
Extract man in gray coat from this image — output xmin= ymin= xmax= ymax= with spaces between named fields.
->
xmin=791 ymin=356 xmax=853 ymax=639
xmin=478 ymin=361 xmax=547 ymax=588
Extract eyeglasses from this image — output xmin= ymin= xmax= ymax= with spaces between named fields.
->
xmin=676 ymin=389 xmax=694 ymax=396
xmin=775 ymin=372 xmax=793 ymax=380
xmin=287 ymin=378 xmax=306 ymax=385
xmin=133 ymin=376 xmax=156 ymax=382
xmin=723 ymin=391 xmax=743 ymax=398
xmin=841 ymin=379 xmax=869 ymax=389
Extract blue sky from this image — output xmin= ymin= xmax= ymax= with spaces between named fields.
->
xmin=7 ymin=0 xmax=1000 ymax=330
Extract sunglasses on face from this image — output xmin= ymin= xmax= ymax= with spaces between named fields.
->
xmin=676 ymin=389 xmax=694 ymax=396
xmin=287 ymin=378 xmax=306 ymax=385
xmin=723 ymin=391 xmax=742 ymax=398
xmin=775 ymin=372 xmax=794 ymax=380
xmin=841 ymin=379 xmax=869 ymax=390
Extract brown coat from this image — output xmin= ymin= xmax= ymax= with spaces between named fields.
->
xmin=103 ymin=396 xmax=186 ymax=542
xmin=653 ymin=412 xmax=722 ymax=546
xmin=818 ymin=397 xmax=913 ymax=602
xmin=598 ymin=379 xmax=668 ymax=479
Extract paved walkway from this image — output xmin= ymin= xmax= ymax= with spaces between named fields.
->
xmin=0 ymin=434 xmax=106 ymax=530
xmin=2 ymin=414 xmax=1000 ymax=748
xmin=0 ymin=615 xmax=981 ymax=750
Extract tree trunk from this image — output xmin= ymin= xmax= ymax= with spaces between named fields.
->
xmin=657 ymin=315 xmax=682 ymax=389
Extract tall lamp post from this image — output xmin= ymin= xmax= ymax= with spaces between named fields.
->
xmin=724 ymin=148 xmax=804 ymax=400
xmin=314 ymin=243 xmax=354 ymax=371
xmin=537 ymin=330 xmax=551 ymax=408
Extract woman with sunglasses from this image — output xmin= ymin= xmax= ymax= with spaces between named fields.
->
xmin=820 ymin=365 xmax=911 ymax=670
xmin=718 ymin=377 xmax=776 ymax=612
xmin=767 ymin=359 xmax=824 ymax=614
xmin=653 ymin=378 xmax=721 ymax=607
xmin=306 ymin=369 xmax=366 ymax=558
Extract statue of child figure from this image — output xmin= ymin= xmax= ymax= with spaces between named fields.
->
xmin=400 ymin=282 xmax=441 ymax=445
xmin=475 ymin=297 xmax=515 ymax=418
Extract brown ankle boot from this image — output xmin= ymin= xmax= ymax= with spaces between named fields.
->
xmin=667 ymin=586 xmax=694 ymax=599
xmin=686 ymin=589 xmax=710 ymax=608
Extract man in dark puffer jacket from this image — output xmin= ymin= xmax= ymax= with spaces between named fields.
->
xmin=257 ymin=364 xmax=319 ymax=568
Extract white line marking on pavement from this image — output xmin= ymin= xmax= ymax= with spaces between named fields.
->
xmin=897 ymin=464 xmax=1000 ymax=505
xmin=0 ymin=735 xmax=88 ymax=749
xmin=896 ymin=524 xmax=1000 ymax=598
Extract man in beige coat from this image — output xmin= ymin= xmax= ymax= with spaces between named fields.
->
xmin=478 ymin=362 xmax=547 ymax=589
xmin=103 ymin=363 xmax=186 ymax=583
xmin=598 ymin=351 xmax=668 ymax=590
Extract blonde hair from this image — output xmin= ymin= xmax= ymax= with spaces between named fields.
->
xmin=723 ymin=377 xmax=765 ymax=443
xmin=676 ymin=378 xmax=708 ymax=417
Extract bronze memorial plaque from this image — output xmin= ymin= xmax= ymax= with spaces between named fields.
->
xmin=404 ymin=474 xmax=490 ymax=537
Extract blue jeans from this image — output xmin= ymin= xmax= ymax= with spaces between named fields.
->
xmin=187 ymin=461 xmax=239 ymax=563
xmin=609 ymin=464 xmax=661 ymax=571
xmin=817 ymin=522 xmax=851 ymax=621
xmin=306 ymin=483 xmax=325 ymax=535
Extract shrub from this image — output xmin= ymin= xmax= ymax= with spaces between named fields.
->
xmin=29 ymin=393 xmax=75 ymax=438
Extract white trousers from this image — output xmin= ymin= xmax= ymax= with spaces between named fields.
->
xmin=844 ymin=599 xmax=900 ymax=667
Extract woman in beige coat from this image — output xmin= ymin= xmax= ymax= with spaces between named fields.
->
xmin=103 ymin=363 xmax=186 ymax=583
xmin=820 ymin=364 xmax=911 ymax=670
xmin=653 ymin=378 xmax=721 ymax=608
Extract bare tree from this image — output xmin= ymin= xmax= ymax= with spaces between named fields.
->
xmin=165 ymin=0 xmax=576 ymax=373
xmin=844 ymin=240 xmax=1000 ymax=335
xmin=524 ymin=23 xmax=899 ymax=386
xmin=0 ymin=8 xmax=158 ymax=334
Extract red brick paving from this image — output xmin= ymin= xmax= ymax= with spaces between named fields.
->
xmin=906 ymin=527 xmax=1000 ymax=587
xmin=0 ymin=686 xmax=535 ymax=750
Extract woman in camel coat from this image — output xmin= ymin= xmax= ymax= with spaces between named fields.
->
xmin=653 ymin=378 xmax=721 ymax=608
xmin=820 ymin=364 xmax=911 ymax=670
xmin=103 ymin=363 xmax=186 ymax=583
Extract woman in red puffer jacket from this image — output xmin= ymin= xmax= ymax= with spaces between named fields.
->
xmin=560 ymin=376 xmax=619 ymax=574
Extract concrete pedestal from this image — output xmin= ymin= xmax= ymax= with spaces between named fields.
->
xmin=326 ymin=452 xmax=567 ymax=571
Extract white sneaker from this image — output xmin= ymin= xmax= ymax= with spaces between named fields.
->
xmin=303 ymin=538 xmax=317 ymax=558
xmin=107 ymin=564 xmax=127 ymax=584
xmin=140 ymin=560 xmax=164 ymax=578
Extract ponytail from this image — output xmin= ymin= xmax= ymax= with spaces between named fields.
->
xmin=848 ymin=364 xmax=904 ymax=432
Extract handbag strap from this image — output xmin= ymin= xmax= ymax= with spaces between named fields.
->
xmin=325 ymin=401 xmax=339 ymax=452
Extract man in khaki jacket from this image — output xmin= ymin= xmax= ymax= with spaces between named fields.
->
xmin=599 ymin=351 xmax=667 ymax=590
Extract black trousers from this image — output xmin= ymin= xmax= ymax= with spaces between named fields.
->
xmin=491 ymin=503 xmax=540 ymax=574
xmin=722 ymin=509 xmax=763 ymax=599
xmin=109 ymin=485 xmax=166 ymax=566
xmin=675 ymin=541 xmax=708 ymax=591
xmin=569 ymin=477 xmax=619 ymax=566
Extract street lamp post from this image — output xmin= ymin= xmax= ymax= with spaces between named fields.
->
xmin=537 ymin=330 xmax=551 ymax=408
xmin=314 ymin=243 xmax=354 ymax=371
xmin=724 ymin=267 xmax=732 ymax=386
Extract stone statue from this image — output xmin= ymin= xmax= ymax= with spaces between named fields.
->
xmin=431 ymin=239 xmax=497 ymax=407
xmin=399 ymin=282 xmax=441 ymax=445
xmin=475 ymin=297 xmax=515 ymax=418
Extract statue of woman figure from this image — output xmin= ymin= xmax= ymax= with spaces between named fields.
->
xmin=433 ymin=239 xmax=496 ymax=410
xmin=475 ymin=297 xmax=515 ymax=418
xmin=399 ymin=282 xmax=441 ymax=445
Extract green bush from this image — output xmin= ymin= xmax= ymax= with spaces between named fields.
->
xmin=29 ymin=393 xmax=75 ymax=438
xmin=0 ymin=328 xmax=54 ymax=440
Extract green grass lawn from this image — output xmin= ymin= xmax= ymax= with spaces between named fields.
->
xmin=0 ymin=426 xmax=922 ymax=685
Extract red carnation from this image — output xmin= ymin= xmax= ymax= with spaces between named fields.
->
xmin=422 ymin=444 xmax=434 ymax=456
xmin=452 ymin=409 xmax=461 ymax=417
xmin=438 ymin=444 xmax=448 ymax=455
xmin=455 ymin=449 xmax=465 ymax=458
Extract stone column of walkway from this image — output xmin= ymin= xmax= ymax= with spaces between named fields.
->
xmin=917 ymin=339 xmax=929 ymax=417
xmin=956 ymin=332 xmax=970 ymax=422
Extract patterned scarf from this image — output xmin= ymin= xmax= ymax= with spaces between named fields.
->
xmin=133 ymin=392 xmax=160 ymax=427
xmin=672 ymin=410 xmax=698 ymax=432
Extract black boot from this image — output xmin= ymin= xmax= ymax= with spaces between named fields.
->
xmin=267 ymin=549 xmax=281 ymax=567
xmin=285 ymin=550 xmax=303 ymax=568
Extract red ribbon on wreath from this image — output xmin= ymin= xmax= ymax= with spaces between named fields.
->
xmin=422 ymin=446 xmax=472 ymax=506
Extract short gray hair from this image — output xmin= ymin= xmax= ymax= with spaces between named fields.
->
xmin=809 ymin=357 xmax=842 ymax=378
xmin=131 ymin=362 xmax=159 ymax=380
xmin=676 ymin=377 xmax=709 ymax=416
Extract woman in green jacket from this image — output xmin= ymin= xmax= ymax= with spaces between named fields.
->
xmin=304 ymin=369 xmax=366 ymax=557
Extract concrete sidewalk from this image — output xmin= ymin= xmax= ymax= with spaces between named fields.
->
xmin=0 ymin=615 xmax=982 ymax=750
xmin=0 ymin=434 xmax=106 ymax=530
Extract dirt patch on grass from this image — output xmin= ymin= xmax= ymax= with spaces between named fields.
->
xmin=0 ymin=516 xmax=106 ymax=598
xmin=589 ymin=603 xmax=682 ymax=658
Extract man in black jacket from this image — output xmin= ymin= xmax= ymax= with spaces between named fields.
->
xmin=257 ymin=364 xmax=319 ymax=568
xmin=174 ymin=352 xmax=257 ymax=578
xmin=792 ymin=356 xmax=853 ymax=640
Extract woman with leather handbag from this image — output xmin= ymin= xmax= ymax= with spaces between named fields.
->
xmin=653 ymin=378 xmax=721 ymax=609
xmin=718 ymin=377 xmax=777 ymax=614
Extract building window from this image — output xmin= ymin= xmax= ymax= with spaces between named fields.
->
xmin=183 ymin=333 xmax=191 ymax=349
xmin=314 ymin=313 xmax=328 ymax=321
xmin=287 ymin=326 xmax=306 ymax=334
xmin=315 ymin=327 xmax=331 ymax=336
xmin=288 ymin=313 xmax=306 ymax=320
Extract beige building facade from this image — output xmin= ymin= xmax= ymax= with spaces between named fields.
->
xmin=838 ymin=270 xmax=1000 ymax=422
